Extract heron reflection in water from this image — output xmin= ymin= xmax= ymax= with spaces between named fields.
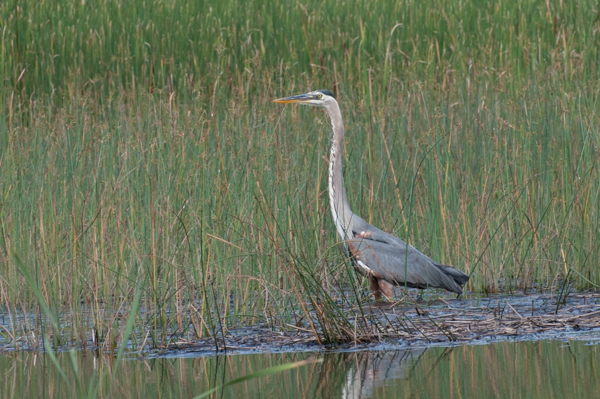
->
xmin=275 ymin=90 xmax=469 ymax=300
xmin=340 ymin=348 xmax=429 ymax=399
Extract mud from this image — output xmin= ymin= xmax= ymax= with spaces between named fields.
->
xmin=2 ymin=290 xmax=599 ymax=355
xmin=166 ymin=291 xmax=600 ymax=356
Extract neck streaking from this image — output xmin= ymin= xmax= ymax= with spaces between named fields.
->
xmin=325 ymin=100 xmax=353 ymax=241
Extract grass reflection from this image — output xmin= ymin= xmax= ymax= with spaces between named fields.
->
xmin=1 ymin=340 xmax=598 ymax=398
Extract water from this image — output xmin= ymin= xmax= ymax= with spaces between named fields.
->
xmin=1 ymin=339 xmax=599 ymax=398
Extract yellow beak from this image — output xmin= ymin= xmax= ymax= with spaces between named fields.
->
xmin=273 ymin=93 xmax=315 ymax=103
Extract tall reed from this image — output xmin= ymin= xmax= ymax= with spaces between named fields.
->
xmin=0 ymin=0 xmax=598 ymax=350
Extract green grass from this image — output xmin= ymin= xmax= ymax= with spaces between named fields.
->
xmin=0 ymin=0 xmax=599 ymax=350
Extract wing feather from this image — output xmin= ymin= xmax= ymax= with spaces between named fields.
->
xmin=347 ymin=216 xmax=468 ymax=294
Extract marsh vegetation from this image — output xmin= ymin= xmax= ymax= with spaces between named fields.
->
xmin=0 ymin=0 xmax=599 ymax=354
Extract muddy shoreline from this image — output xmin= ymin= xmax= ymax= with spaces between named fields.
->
xmin=1 ymin=291 xmax=599 ymax=355
xmin=166 ymin=291 xmax=600 ymax=357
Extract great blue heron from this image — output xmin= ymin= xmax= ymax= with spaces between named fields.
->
xmin=274 ymin=89 xmax=469 ymax=300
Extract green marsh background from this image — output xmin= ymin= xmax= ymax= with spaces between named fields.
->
xmin=0 ymin=0 xmax=599 ymax=349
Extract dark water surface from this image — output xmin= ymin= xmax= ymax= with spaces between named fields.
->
xmin=1 ymin=340 xmax=599 ymax=398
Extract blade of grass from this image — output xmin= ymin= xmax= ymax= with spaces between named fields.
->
xmin=193 ymin=358 xmax=323 ymax=399
xmin=112 ymin=267 xmax=144 ymax=377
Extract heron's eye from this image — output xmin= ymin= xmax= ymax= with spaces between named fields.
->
xmin=317 ymin=93 xmax=323 ymax=99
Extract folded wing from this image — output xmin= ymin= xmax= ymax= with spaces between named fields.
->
xmin=347 ymin=216 xmax=469 ymax=294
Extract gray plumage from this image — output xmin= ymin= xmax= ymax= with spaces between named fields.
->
xmin=274 ymin=90 xmax=469 ymax=299
xmin=348 ymin=215 xmax=469 ymax=294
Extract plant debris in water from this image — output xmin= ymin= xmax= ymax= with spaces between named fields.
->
xmin=166 ymin=291 xmax=600 ymax=356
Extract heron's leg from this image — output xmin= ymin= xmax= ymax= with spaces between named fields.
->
xmin=370 ymin=277 xmax=394 ymax=301
xmin=369 ymin=276 xmax=382 ymax=301
xmin=378 ymin=279 xmax=395 ymax=301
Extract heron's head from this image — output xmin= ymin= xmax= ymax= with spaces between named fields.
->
xmin=273 ymin=89 xmax=336 ymax=108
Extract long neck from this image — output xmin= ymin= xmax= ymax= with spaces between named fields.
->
xmin=326 ymin=101 xmax=354 ymax=241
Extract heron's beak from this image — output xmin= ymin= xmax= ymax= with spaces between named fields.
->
xmin=273 ymin=93 xmax=315 ymax=103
